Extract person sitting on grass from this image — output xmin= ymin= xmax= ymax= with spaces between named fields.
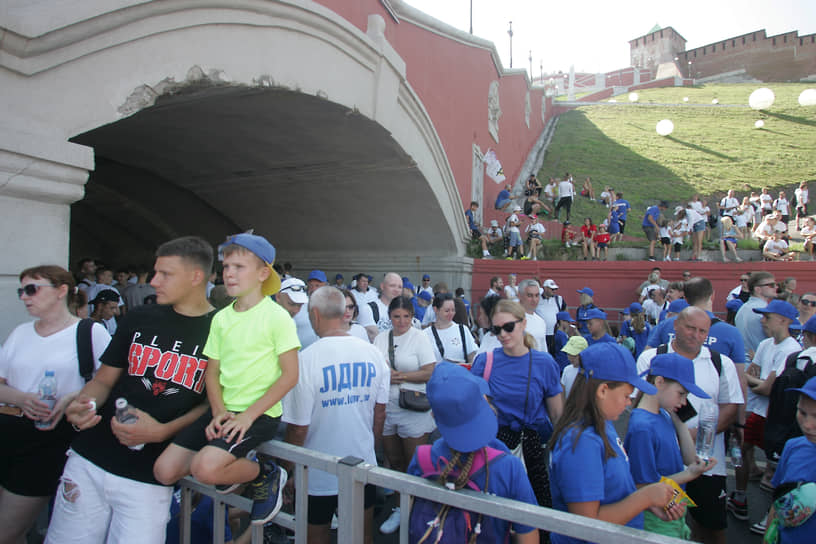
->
xmin=153 ymin=233 xmax=300 ymax=526
xmin=719 ymin=216 xmax=744 ymax=262
xmin=594 ymin=224 xmax=611 ymax=261
xmin=800 ymin=217 xmax=816 ymax=261
xmin=599 ymin=185 xmax=614 ymax=208
xmin=524 ymin=214 xmax=546 ymax=261
xmin=478 ymin=220 xmax=504 ymax=259
xmin=580 ymin=177 xmax=595 ymax=200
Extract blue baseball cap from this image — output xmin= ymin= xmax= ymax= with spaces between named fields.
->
xmin=580 ymin=343 xmax=657 ymax=395
xmin=219 ymin=233 xmax=281 ymax=296
xmin=789 ymin=319 xmax=803 ymax=331
xmin=620 ymin=308 xmax=630 ymax=316
xmin=556 ymin=311 xmax=575 ymax=323
xmin=307 ymin=270 xmax=328 ymax=283
xmin=427 ymin=363 xmax=497 ymax=452
xmin=418 ymin=291 xmax=433 ymax=302
xmin=645 ymin=353 xmax=710 ymax=399
xmin=753 ymin=299 xmax=799 ymax=321
xmin=725 ymin=298 xmax=744 ymax=312
xmin=577 ymin=287 xmax=594 ymax=297
xmin=584 ymin=308 xmax=607 ymax=320
xmin=803 ymin=316 xmax=816 ymax=334
xmin=335 ymin=273 xmax=344 ymax=281
xmin=668 ymin=299 xmax=690 ymax=313
xmin=628 ymin=302 xmax=643 ymax=314
xmin=423 ymin=274 xmax=431 ymax=280
xmin=403 ymin=279 xmax=414 ymax=290
xmin=787 ymin=376 xmax=816 ymax=402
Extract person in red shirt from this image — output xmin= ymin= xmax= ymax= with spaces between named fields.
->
xmin=579 ymin=217 xmax=598 ymax=260
xmin=594 ymin=224 xmax=611 ymax=261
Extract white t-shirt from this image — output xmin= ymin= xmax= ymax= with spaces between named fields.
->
xmin=536 ymin=295 xmax=563 ymax=336
xmin=281 ymin=336 xmax=390 ymax=495
xmin=557 ymin=180 xmax=574 ymax=199
xmin=294 ymin=304 xmax=319 ymax=350
xmin=0 ymin=321 xmax=110 ymax=399
xmin=526 ymin=223 xmax=546 ymax=237
xmin=746 ymin=336 xmax=801 ymax=417
xmin=637 ymin=345 xmax=743 ymax=477
xmin=476 ymin=333 xmax=501 ymax=355
xmin=507 ymin=214 xmax=521 ymax=234
xmin=524 ymin=312 xmax=548 ymax=351
xmin=373 ymin=327 xmax=436 ymax=398
xmin=686 ymin=207 xmax=704 ymax=225
xmin=356 ymin=301 xmax=376 ymax=329
xmin=764 ymin=238 xmax=789 ymax=256
xmin=795 ymin=187 xmax=809 ymax=206
xmin=371 ymin=299 xmax=391 ymax=332
xmin=503 ymin=285 xmax=519 ymax=301
xmin=774 ymin=198 xmax=790 ymax=215
xmin=801 ymin=224 xmax=816 ymax=240
xmin=544 ymin=183 xmax=557 ymax=200
xmin=349 ymin=323 xmax=370 ymax=342
xmin=561 ymin=365 xmax=580 ymax=399
xmin=720 ymin=197 xmax=739 ymax=214
xmin=671 ymin=219 xmax=688 ymax=243
xmin=760 ymin=193 xmax=773 ymax=210
xmin=642 ymin=299 xmax=661 ymax=324
xmin=425 ymin=323 xmax=477 ymax=365
xmin=658 ymin=225 xmax=670 ymax=239
xmin=421 ymin=305 xmax=436 ymax=326
xmin=689 ymin=200 xmax=704 ymax=214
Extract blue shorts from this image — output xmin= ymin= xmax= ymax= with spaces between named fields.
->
xmin=724 ymin=237 xmax=737 ymax=245
xmin=508 ymin=231 xmax=522 ymax=247
xmin=692 ymin=220 xmax=706 ymax=232
xmin=495 ymin=198 xmax=511 ymax=210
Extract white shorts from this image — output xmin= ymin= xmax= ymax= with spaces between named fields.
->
xmin=383 ymin=401 xmax=436 ymax=438
xmin=46 ymin=450 xmax=172 ymax=544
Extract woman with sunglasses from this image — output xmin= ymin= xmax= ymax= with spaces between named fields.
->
xmin=470 ymin=300 xmax=563 ymax=509
xmin=0 ymin=265 xmax=110 ymax=542
xmin=425 ymin=293 xmax=477 ymax=368
xmin=340 ymin=289 xmax=370 ymax=342
xmin=373 ymin=296 xmax=436 ymax=534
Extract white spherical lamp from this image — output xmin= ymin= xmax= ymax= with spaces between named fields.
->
xmin=749 ymin=88 xmax=775 ymax=110
xmin=656 ymin=119 xmax=674 ymax=136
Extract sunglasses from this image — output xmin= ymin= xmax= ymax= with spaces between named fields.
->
xmin=757 ymin=282 xmax=777 ymax=288
xmin=281 ymin=285 xmax=306 ymax=293
xmin=345 ymin=304 xmax=356 ymax=311
xmin=801 ymin=299 xmax=816 ymax=307
xmin=490 ymin=319 xmax=523 ymax=336
xmin=17 ymin=283 xmax=51 ymax=298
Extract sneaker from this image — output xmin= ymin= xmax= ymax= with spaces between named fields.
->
xmin=749 ymin=518 xmax=767 ymax=535
xmin=250 ymin=462 xmax=288 ymax=525
xmin=379 ymin=507 xmax=401 ymax=534
xmin=726 ymin=493 xmax=748 ymax=521
xmin=648 ymin=256 xmax=656 ymax=261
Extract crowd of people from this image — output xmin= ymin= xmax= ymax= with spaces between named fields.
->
xmin=469 ymin=175 xmax=813 ymax=263
xmin=2 ymin=235 xmax=815 ymax=544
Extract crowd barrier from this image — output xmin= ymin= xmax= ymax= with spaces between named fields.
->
xmin=178 ymin=440 xmax=688 ymax=544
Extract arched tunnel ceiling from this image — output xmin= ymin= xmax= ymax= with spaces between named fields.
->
xmin=70 ymin=85 xmax=455 ymax=266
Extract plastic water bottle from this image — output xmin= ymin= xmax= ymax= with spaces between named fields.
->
xmin=695 ymin=400 xmax=718 ymax=462
xmin=729 ymin=434 xmax=743 ymax=469
xmin=35 ymin=370 xmax=58 ymax=429
xmin=115 ymin=398 xmax=144 ymax=451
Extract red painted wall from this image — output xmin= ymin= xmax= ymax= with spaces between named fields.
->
xmin=313 ymin=1 xmax=550 ymax=221
xmin=471 ymin=260 xmax=816 ymax=316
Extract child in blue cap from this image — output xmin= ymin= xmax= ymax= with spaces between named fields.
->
xmin=407 ymin=362 xmax=539 ymax=543
xmin=548 ymin=343 xmax=685 ymax=544
xmin=763 ymin=376 xmax=816 ymax=543
xmin=625 ymin=352 xmax=716 ymax=538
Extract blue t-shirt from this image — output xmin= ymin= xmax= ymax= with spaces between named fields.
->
xmin=495 ymin=189 xmax=510 ymax=208
xmin=612 ymin=199 xmax=631 ymax=220
xmin=412 ymin=298 xmax=426 ymax=322
xmin=642 ymin=205 xmax=660 ymax=228
xmin=465 ymin=209 xmax=479 ymax=233
xmin=407 ymin=438 xmax=537 ymax=537
xmin=553 ymin=329 xmax=570 ymax=372
xmin=770 ymin=436 xmax=816 ymax=544
xmin=646 ymin=313 xmax=746 ymax=364
xmin=550 ymin=421 xmax=643 ymax=544
xmin=624 ymin=408 xmax=684 ymax=487
xmin=621 ymin=321 xmax=651 ymax=358
xmin=608 ymin=211 xmax=621 ymax=234
xmin=585 ymin=333 xmax=616 ymax=346
xmin=471 ymin=349 xmax=562 ymax=435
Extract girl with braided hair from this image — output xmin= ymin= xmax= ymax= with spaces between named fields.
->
xmin=408 ymin=363 xmax=539 ymax=543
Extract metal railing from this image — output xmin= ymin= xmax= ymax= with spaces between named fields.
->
xmin=179 ymin=440 xmax=688 ymax=544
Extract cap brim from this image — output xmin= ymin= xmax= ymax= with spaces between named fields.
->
xmin=286 ymin=291 xmax=308 ymax=304
xmin=629 ymin=376 xmax=657 ymax=395
xmin=262 ymin=266 xmax=282 ymax=296
xmin=679 ymin=381 xmax=711 ymax=399
xmin=786 ymin=387 xmax=816 ymax=401
xmin=436 ymin=399 xmax=498 ymax=453
xmin=562 ymin=346 xmax=582 ymax=355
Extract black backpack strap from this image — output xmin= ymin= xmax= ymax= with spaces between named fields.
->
xmin=656 ymin=344 xmax=668 ymax=355
xmin=368 ymin=301 xmax=379 ymax=324
xmin=76 ymin=318 xmax=95 ymax=383
xmin=431 ymin=325 xmax=444 ymax=358
xmin=709 ymin=349 xmax=722 ymax=376
xmin=459 ymin=324 xmax=468 ymax=362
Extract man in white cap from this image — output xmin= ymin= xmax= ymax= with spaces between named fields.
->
xmin=478 ymin=219 xmax=503 ymax=258
xmin=536 ymin=279 xmax=566 ymax=355
xmin=276 ymin=278 xmax=309 ymax=318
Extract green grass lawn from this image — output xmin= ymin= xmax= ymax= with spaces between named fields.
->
xmin=539 ymin=83 xmax=816 ymax=229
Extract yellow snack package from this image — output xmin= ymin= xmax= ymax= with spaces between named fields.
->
xmin=660 ymin=476 xmax=697 ymax=509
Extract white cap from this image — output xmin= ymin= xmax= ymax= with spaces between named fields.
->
xmin=490 ymin=219 xmax=499 ymax=227
xmin=513 ymin=205 xmax=522 ymax=212
xmin=279 ymin=278 xmax=308 ymax=304
xmin=543 ymin=279 xmax=559 ymax=289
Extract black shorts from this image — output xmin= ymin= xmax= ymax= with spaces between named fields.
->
xmin=596 ymin=242 xmax=608 ymax=249
xmin=618 ymin=219 xmax=627 ymax=233
xmin=523 ymin=200 xmax=534 ymax=216
xmin=308 ymin=485 xmax=376 ymax=525
xmin=0 ymin=414 xmax=76 ymax=496
xmin=173 ymin=409 xmax=280 ymax=459
xmin=660 ymin=237 xmax=671 ymax=246
xmin=686 ymin=475 xmax=727 ymax=530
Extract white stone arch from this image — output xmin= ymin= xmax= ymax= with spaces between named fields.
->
xmin=0 ymin=0 xmax=471 ymax=336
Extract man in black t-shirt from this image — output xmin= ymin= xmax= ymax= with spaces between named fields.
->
xmin=46 ymin=237 xmax=216 ymax=544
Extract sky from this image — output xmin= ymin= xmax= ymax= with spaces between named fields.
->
xmin=405 ymin=0 xmax=816 ymax=76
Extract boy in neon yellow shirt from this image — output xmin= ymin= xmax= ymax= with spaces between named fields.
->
xmin=153 ymin=233 xmax=300 ymax=524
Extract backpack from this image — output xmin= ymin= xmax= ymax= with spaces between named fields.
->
xmin=76 ymin=318 xmax=95 ymax=383
xmin=764 ymin=350 xmax=816 ymax=462
xmin=409 ymin=445 xmax=508 ymax=544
